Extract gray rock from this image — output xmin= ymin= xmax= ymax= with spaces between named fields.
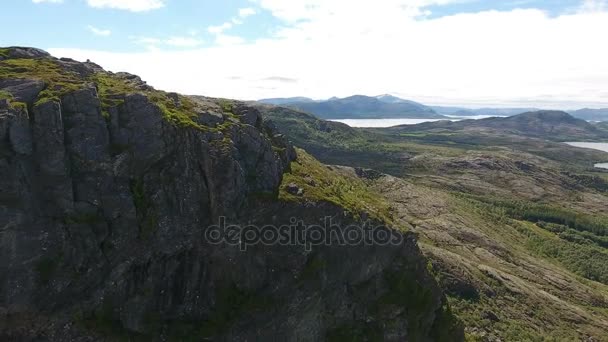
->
xmin=0 ymin=78 xmax=45 ymax=103
xmin=0 ymin=49 xmax=462 ymax=341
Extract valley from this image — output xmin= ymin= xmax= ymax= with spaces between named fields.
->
xmin=259 ymin=103 xmax=608 ymax=341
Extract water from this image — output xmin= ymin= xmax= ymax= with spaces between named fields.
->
xmin=564 ymin=142 xmax=608 ymax=153
xmin=564 ymin=142 xmax=608 ymax=170
xmin=328 ymin=115 xmax=500 ymax=128
xmin=596 ymin=163 xmax=608 ymax=170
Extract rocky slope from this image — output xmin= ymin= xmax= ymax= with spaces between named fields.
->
xmin=0 ymin=47 xmax=462 ymax=340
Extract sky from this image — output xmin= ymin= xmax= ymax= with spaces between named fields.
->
xmin=2 ymin=0 xmax=608 ymax=109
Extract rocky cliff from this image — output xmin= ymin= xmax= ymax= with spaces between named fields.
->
xmin=0 ymin=47 xmax=462 ymax=341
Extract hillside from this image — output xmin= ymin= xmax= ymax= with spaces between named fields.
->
xmin=259 ymin=103 xmax=608 ymax=341
xmin=259 ymin=94 xmax=444 ymax=119
xmin=570 ymin=108 xmax=608 ymax=121
xmin=0 ymin=48 xmax=462 ymax=341
xmin=393 ymin=110 xmax=608 ymax=141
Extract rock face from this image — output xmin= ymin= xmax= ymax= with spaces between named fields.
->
xmin=0 ymin=48 xmax=462 ymax=341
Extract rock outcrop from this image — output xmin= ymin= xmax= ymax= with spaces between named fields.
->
xmin=0 ymin=47 xmax=462 ymax=341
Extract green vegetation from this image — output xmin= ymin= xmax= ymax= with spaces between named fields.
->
xmin=0 ymin=56 xmax=211 ymax=130
xmin=0 ymin=48 xmax=9 ymax=58
xmin=0 ymin=89 xmax=27 ymax=110
xmin=454 ymin=193 xmax=608 ymax=284
xmin=279 ymin=149 xmax=395 ymax=224
xmin=147 ymin=91 xmax=203 ymax=129
xmin=0 ymin=58 xmax=83 ymax=105
xmin=130 ymin=178 xmax=158 ymax=239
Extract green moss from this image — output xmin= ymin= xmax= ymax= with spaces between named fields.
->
xmin=218 ymin=99 xmax=234 ymax=114
xmin=0 ymin=90 xmax=28 ymax=110
xmin=0 ymin=48 xmax=9 ymax=58
xmin=147 ymin=92 xmax=204 ymax=130
xmin=279 ymin=149 xmax=396 ymax=224
xmin=130 ymin=178 xmax=158 ymax=239
xmin=0 ymin=58 xmax=83 ymax=105
xmin=0 ymin=90 xmax=11 ymax=100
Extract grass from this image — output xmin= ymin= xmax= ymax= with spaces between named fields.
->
xmin=279 ymin=148 xmax=396 ymax=224
xmin=0 ymin=56 xmax=214 ymax=130
xmin=0 ymin=89 xmax=28 ymax=111
xmin=453 ymin=193 xmax=608 ymax=285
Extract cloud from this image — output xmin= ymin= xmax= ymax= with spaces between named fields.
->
xmin=165 ymin=36 xmax=204 ymax=47
xmin=238 ymin=7 xmax=257 ymax=18
xmin=130 ymin=35 xmax=203 ymax=50
xmin=213 ymin=34 xmax=245 ymax=46
xmin=261 ymin=76 xmax=298 ymax=83
xmin=579 ymin=0 xmax=608 ymax=13
xmin=87 ymin=25 xmax=111 ymax=36
xmin=49 ymin=2 xmax=608 ymax=108
xmin=86 ymin=0 xmax=165 ymax=12
xmin=32 ymin=0 xmax=63 ymax=3
xmin=207 ymin=22 xmax=233 ymax=34
xmin=206 ymin=7 xmax=258 ymax=39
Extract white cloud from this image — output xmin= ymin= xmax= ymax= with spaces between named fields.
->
xmin=579 ymin=0 xmax=608 ymax=13
xmin=32 ymin=0 xmax=63 ymax=3
xmin=207 ymin=22 xmax=233 ymax=34
xmin=214 ymin=34 xmax=245 ymax=46
xmin=49 ymin=2 xmax=608 ymax=108
xmin=130 ymin=35 xmax=203 ymax=50
xmin=86 ymin=0 xmax=165 ymax=12
xmin=207 ymin=7 xmax=257 ymax=36
xmin=165 ymin=36 xmax=204 ymax=47
xmin=87 ymin=25 xmax=111 ymax=37
xmin=238 ymin=7 xmax=257 ymax=18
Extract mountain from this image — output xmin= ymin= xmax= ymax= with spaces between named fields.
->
xmin=257 ymin=96 xmax=315 ymax=105
xmin=395 ymin=110 xmax=608 ymax=141
xmin=0 ymin=47 xmax=462 ymax=340
xmin=432 ymin=106 xmax=608 ymax=122
xmin=431 ymin=106 xmax=540 ymax=117
xmin=569 ymin=108 xmax=608 ymax=121
xmin=258 ymin=103 xmax=608 ymax=341
xmin=262 ymin=94 xmax=444 ymax=119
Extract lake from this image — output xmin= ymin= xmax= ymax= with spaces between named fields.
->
xmin=564 ymin=142 xmax=608 ymax=170
xmin=328 ymin=115 xmax=499 ymax=128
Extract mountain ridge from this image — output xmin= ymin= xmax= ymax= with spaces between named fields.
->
xmin=260 ymin=94 xmax=444 ymax=119
xmin=259 ymin=95 xmax=608 ymax=121
xmin=0 ymin=46 xmax=462 ymax=341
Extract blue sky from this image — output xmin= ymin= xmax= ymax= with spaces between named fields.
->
xmin=2 ymin=0 xmax=608 ymax=108
xmin=0 ymin=0 xmax=593 ymax=52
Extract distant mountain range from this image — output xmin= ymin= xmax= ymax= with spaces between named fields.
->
xmin=430 ymin=106 xmax=541 ymax=117
xmin=392 ymin=110 xmax=608 ymax=141
xmin=258 ymin=94 xmax=444 ymax=119
xmin=259 ymin=95 xmax=608 ymax=121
